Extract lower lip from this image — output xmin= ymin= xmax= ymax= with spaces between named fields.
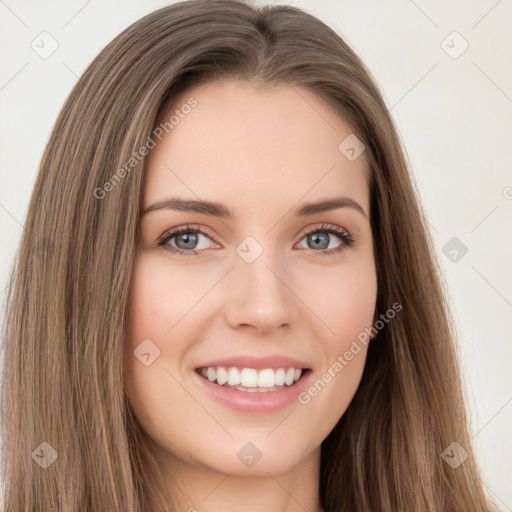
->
xmin=193 ymin=370 xmax=312 ymax=412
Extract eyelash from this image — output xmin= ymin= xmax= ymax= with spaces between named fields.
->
xmin=157 ymin=223 xmax=355 ymax=257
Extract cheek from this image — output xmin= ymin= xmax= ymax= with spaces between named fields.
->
xmin=123 ymin=255 xmax=202 ymax=451
xmin=124 ymin=252 xmax=205 ymax=351
xmin=298 ymin=256 xmax=376 ymax=415
xmin=123 ymin=255 xmax=179 ymax=414
xmin=307 ymin=254 xmax=377 ymax=350
xmin=297 ymin=286 xmax=373 ymax=437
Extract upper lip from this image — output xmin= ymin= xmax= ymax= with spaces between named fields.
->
xmin=195 ymin=355 xmax=312 ymax=371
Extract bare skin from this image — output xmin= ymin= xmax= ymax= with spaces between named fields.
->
xmin=124 ymin=80 xmax=377 ymax=512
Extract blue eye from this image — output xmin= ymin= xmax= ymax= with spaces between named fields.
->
xmin=158 ymin=223 xmax=355 ymax=257
xmin=158 ymin=225 xmax=214 ymax=255
xmin=297 ymin=223 xmax=355 ymax=256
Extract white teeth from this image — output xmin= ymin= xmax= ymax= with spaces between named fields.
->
xmin=241 ymin=368 xmax=258 ymax=387
xmin=227 ymin=367 xmax=241 ymax=386
xmin=198 ymin=366 xmax=304 ymax=391
xmin=275 ymin=368 xmax=285 ymax=385
xmin=216 ymin=366 xmax=228 ymax=385
xmin=258 ymin=368 xmax=275 ymax=388
xmin=284 ymin=368 xmax=295 ymax=386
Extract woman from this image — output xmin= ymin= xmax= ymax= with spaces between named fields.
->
xmin=0 ymin=0 xmax=498 ymax=510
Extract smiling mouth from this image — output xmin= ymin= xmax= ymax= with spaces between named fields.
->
xmin=195 ymin=366 xmax=311 ymax=393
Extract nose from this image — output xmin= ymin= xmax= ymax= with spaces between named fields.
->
xmin=224 ymin=247 xmax=299 ymax=334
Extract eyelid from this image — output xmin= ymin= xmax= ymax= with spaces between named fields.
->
xmin=300 ymin=222 xmax=350 ymax=238
xmin=157 ymin=223 xmax=217 ymax=246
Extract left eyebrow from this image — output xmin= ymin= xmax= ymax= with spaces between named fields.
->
xmin=294 ymin=197 xmax=368 ymax=219
xmin=141 ymin=196 xmax=368 ymax=219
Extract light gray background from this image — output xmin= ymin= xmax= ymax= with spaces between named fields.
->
xmin=0 ymin=0 xmax=511 ymax=508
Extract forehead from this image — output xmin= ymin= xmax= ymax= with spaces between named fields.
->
xmin=143 ymin=80 xmax=369 ymax=216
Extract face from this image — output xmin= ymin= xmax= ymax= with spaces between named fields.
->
xmin=124 ymin=80 xmax=377 ymax=480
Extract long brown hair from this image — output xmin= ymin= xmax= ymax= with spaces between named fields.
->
xmin=0 ymin=1 xmax=498 ymax=510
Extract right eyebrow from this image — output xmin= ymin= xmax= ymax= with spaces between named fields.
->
xmin=142 ymin=197 xmax=234 ymax=218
